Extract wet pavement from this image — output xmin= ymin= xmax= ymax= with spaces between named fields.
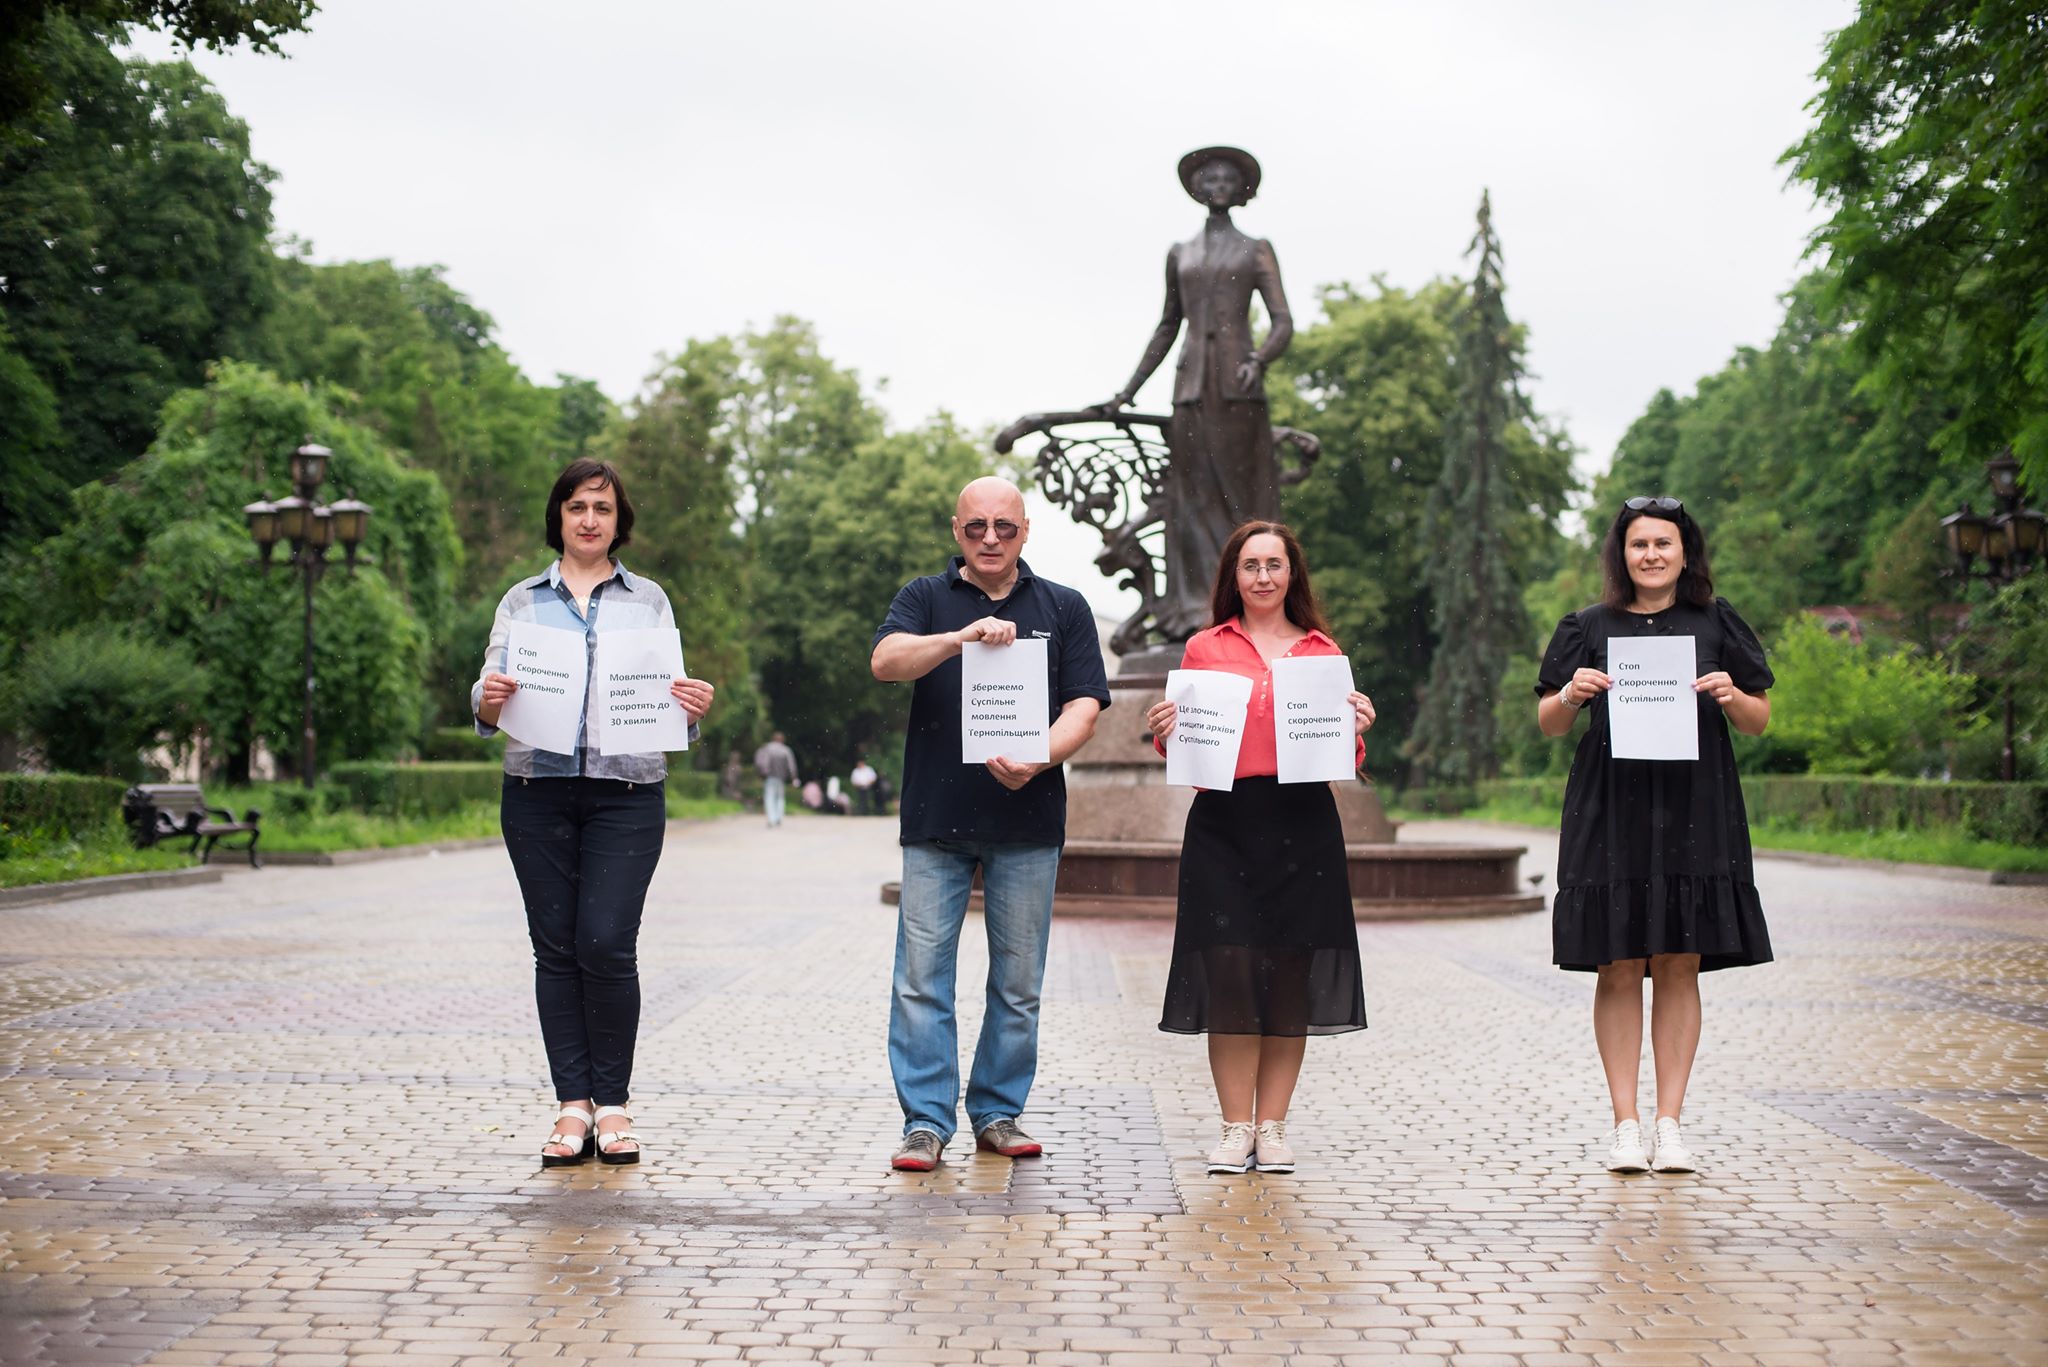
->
xmin=2 ymin=813 xmax=2045 ymax=1364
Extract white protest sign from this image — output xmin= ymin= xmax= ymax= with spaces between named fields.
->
xmin=960 ymin=639 xmax=1050 ymax=764
xmin=592 ymin=627 xmax=691 ymax=754
xmin=1271 ymin=654 xmax=1358 ymax=784
xmin=1606 ymin=634 xmax=1699 ymax=761
xmin=497 ymin=621 xmax=587 ymax=755
xmin=1164 ymin=669 xmax=1253 ymax=790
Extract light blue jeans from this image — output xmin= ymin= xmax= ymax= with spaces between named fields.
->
xmin=890 ymin=839 xmax=1062 ymax=1142
xmin=762 ymin=776 xmax=786 ymax=826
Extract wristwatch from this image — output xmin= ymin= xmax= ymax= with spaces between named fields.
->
xmin=1560 ymin=684 xmax=1584 ymax=710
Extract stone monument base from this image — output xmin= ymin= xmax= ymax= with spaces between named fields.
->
xmin=879 ymin=674 xmax=1543 ymax=920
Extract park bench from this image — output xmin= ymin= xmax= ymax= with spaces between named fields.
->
xmin=121 ymin=784 xmax=262 ymax=868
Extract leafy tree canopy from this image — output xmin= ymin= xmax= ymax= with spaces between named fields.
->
xmin=0 ymin=15 xmax=275 ymax=542
xmin=1785 ymin=0 xmax=2048 ymax=488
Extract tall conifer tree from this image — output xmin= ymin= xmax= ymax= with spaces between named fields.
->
xmin=1406 ymin=191 xmax=1530 ymax=787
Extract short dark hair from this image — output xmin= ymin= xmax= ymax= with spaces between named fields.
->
xmin=544 ymin=458 xmax=634 ymax=556
xmin=1601 ymin=503 xmax=1713 ymax=610
xmin=1208 ymin=520 xmax=1334 ymax=638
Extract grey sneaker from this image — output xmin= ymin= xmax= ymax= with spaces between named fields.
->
xmin=975 ymin=1118 xmax=1043 ymax=1158
xmin=1253 ymin=1119 xmax=1295 ymax=1173
xmin=1206 ymin=1121 xmax=1256 ymax=1174
xmin=890 ymin=1128 xmax=943 ymax=1172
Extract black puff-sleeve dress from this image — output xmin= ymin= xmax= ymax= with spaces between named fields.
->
xmin=1535 ymin=597 xmax=1776 ymax=974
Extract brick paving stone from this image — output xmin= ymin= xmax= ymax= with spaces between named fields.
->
xmin=2 ymin=816 xmax=2046 ymax=1363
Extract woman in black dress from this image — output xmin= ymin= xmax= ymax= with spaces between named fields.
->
xmin=1146 ymin=522 xmax=1373 ymax=1175
xmin=1536 ymin=497 xmax=1774 ymax=1175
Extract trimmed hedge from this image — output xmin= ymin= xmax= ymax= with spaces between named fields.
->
xmin=1471 ymin=775 xmax=2048 ymax=846
xmin=326 ymin=762 xmax=504 ymax=817
xmin=1397 ymin=786 xmax=1480 ymax=814
xmin=325 ymin=761 xmax=720 ymax=816
xmin=418 ymin=727 xmax=506 ymax=762
xmin=0 ymin=772 xmax=130 ymax=834
xmin=1739 ymin=775 xmax=2047 ymax=846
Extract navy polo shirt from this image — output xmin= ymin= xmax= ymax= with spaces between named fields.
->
xmin=874 ymin=557 xmax=1112 ymax=847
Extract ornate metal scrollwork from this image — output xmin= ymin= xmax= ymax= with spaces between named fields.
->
xmin=995 ymin=408 xmax=1322 ymax=655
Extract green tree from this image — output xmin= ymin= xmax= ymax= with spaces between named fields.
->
xmin=1785 ymin=0 xmax=2048 ymax=489
xmin=9 ymin=625 xmax=206 ymax=779
xmin=1753 ymin=615 xmax=1978 ymax=776
xmin=754 ymin=418 xmax=990 ymax=776
xmin=0 ymin=16 xmax=277 ymax=542
xmin=1406 ymin=193 xmax=1575 ymax=786
xmin=4 ymin=362 xmax=457 ymax=778
xmin=0 ymin=0 xmax=314 ymax=133
xmin=255 ymin=256 xmax=578 ymax=597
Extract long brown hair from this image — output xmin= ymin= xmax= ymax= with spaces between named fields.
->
xmin=1209 ymin=520 xmax=1334 ymax=638
xmin=1600 ymin=504 xmax=1714 ymax=610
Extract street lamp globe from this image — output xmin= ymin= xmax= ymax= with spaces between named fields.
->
xmin=290 ymin=442 xmax=332 ymax=496
xmin=271 ymin=494 xmax=311 ymax=544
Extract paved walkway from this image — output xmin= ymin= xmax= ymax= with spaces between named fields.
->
xmin=2 ymin=813 xmax=2045 ymax=1365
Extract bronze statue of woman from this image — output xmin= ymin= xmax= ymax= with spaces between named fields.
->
xmin=1099 ymin=146 xmax=1295 ymax=639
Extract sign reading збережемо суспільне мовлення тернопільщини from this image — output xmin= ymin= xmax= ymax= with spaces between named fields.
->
xmin=959 ymin=639 xmax=1050 ymax=764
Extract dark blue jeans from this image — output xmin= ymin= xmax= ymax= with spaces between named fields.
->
xmin=501 ymin=775 xmax=666 ymax=1106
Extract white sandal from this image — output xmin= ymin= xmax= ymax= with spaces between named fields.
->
xmin=593 ymin=1104 xmax=641 ymax=1166
xmin=540 ymin=1105 xmax=595 ymax=1168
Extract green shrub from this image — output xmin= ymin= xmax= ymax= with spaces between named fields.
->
xmin=327 ymin=761 xmax=502 ymax=816
xmin=256 ymin=783 xmax=345 ymax=821
xmin=668 ymin=770 xmax=717 ymax=801
xmin=10 ymin=627 xmax=206 ymax=779
xmin=1474 ymin=774 xmax=2046 ymax=846
xmin=1398 ymin=785 xmax=1479 ymax=814
xmin=418 ymin=727 xmax=505 ymax=762
xmin=0 ymin=772 xmax=130 ymax=836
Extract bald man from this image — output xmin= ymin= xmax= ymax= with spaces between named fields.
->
xmin=870 ymin=477 xmax=1111 ymax=1170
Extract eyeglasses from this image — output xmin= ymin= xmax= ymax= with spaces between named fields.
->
xmin=959 ymin=519 xmax=1021 ymax=542
xmin=1624 ymin=496 xmax=1684 ymax=513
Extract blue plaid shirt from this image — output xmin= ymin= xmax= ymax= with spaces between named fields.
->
xmin=472 ymin=559 xmax=696 ymax=782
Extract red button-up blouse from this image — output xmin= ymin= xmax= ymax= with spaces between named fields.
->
xmin=1155 ymin=618 xmax=1366 ymax=780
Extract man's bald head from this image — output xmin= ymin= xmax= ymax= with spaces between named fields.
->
xmin=955 ymin=476 xmax=1026 ymax=521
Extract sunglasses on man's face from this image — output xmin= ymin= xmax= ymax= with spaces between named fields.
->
xmin=959 ymin=518 xmax=1021 ymax=542
xmin=1624 ymin=496 xmax=1684 ymax=514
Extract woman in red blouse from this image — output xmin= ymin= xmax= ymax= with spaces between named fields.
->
xmin=1146 ymin=521 xmax=1373 ymax=1174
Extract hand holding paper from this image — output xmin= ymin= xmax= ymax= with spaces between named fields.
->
xmin=496 ymin=622 xmax=588 ymax=755
xmin=1163 ymin=669 xmax=1253 ymax=790
xmin=593 ymin=627 xmax=692 ymax=753
xmin=960 ymin=639 xmax=1050 ymax=764
xmin=1270 ymin=654 xmax=1359 ymax=783
xmin=1607 ymin=635 xmax=1699 ymax=761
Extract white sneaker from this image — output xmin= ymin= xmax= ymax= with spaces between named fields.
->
xmin=1206 ymin=1121 xmax=1256 ymax=1174
xmin=1605 ymin=1118 xmax=1649 ymax=1172
xmin=1252 ymin=1120 xmax=1295 ymax=1173
xmin=1651 ymin=1116 xmax=1697 ymax=1172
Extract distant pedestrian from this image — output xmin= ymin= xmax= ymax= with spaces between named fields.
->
xmin=850 ymin=757 xmax=879 ymax=815
xmin=1145 ymin=521 xmax=1372 ymax=1175
xmin=754 ymin=731 xmax=798 ymax=827
xmin=871 ymin=476 xmax=1111 ymax=1171
xmin=473 ymin=458 xmax=717 ymax=1169
xmin=1536 ymin=496 xmax=1774 ymax=1175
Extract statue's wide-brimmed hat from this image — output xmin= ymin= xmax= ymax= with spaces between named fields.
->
xmin=1178 ymin=145 xmax=1261 ymax=204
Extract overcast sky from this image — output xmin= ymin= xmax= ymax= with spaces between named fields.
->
xmin=133 ymin=0 xmax=1852 ymax=615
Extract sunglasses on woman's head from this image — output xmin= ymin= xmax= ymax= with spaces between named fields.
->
xmin=959 ymin=518 xmax=1021 ymax=542
xmin=1624 ymin=496 xmax=1684 ymax=513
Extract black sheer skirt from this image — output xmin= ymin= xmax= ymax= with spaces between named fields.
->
xmin=1159 ymin=777 xmax=1366 ymax=1036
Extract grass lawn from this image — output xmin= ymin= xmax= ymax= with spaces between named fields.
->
xmin=1391 ymin=800 xmax=2048 ymax=875
xmin=0 ymin=792 xmax=746 ymax=889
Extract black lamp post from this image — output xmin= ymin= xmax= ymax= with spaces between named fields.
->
xmin=242 ymin=443 xmax=373 ymax=789
xmin=1940 ymin=448 xmax=2042 ymax=781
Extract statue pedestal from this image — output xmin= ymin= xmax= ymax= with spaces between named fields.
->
xmin=882 ymin=674 xmax=1544 ymax=921
xmin=1049 ymin=675 xmax=1540 ymax=918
